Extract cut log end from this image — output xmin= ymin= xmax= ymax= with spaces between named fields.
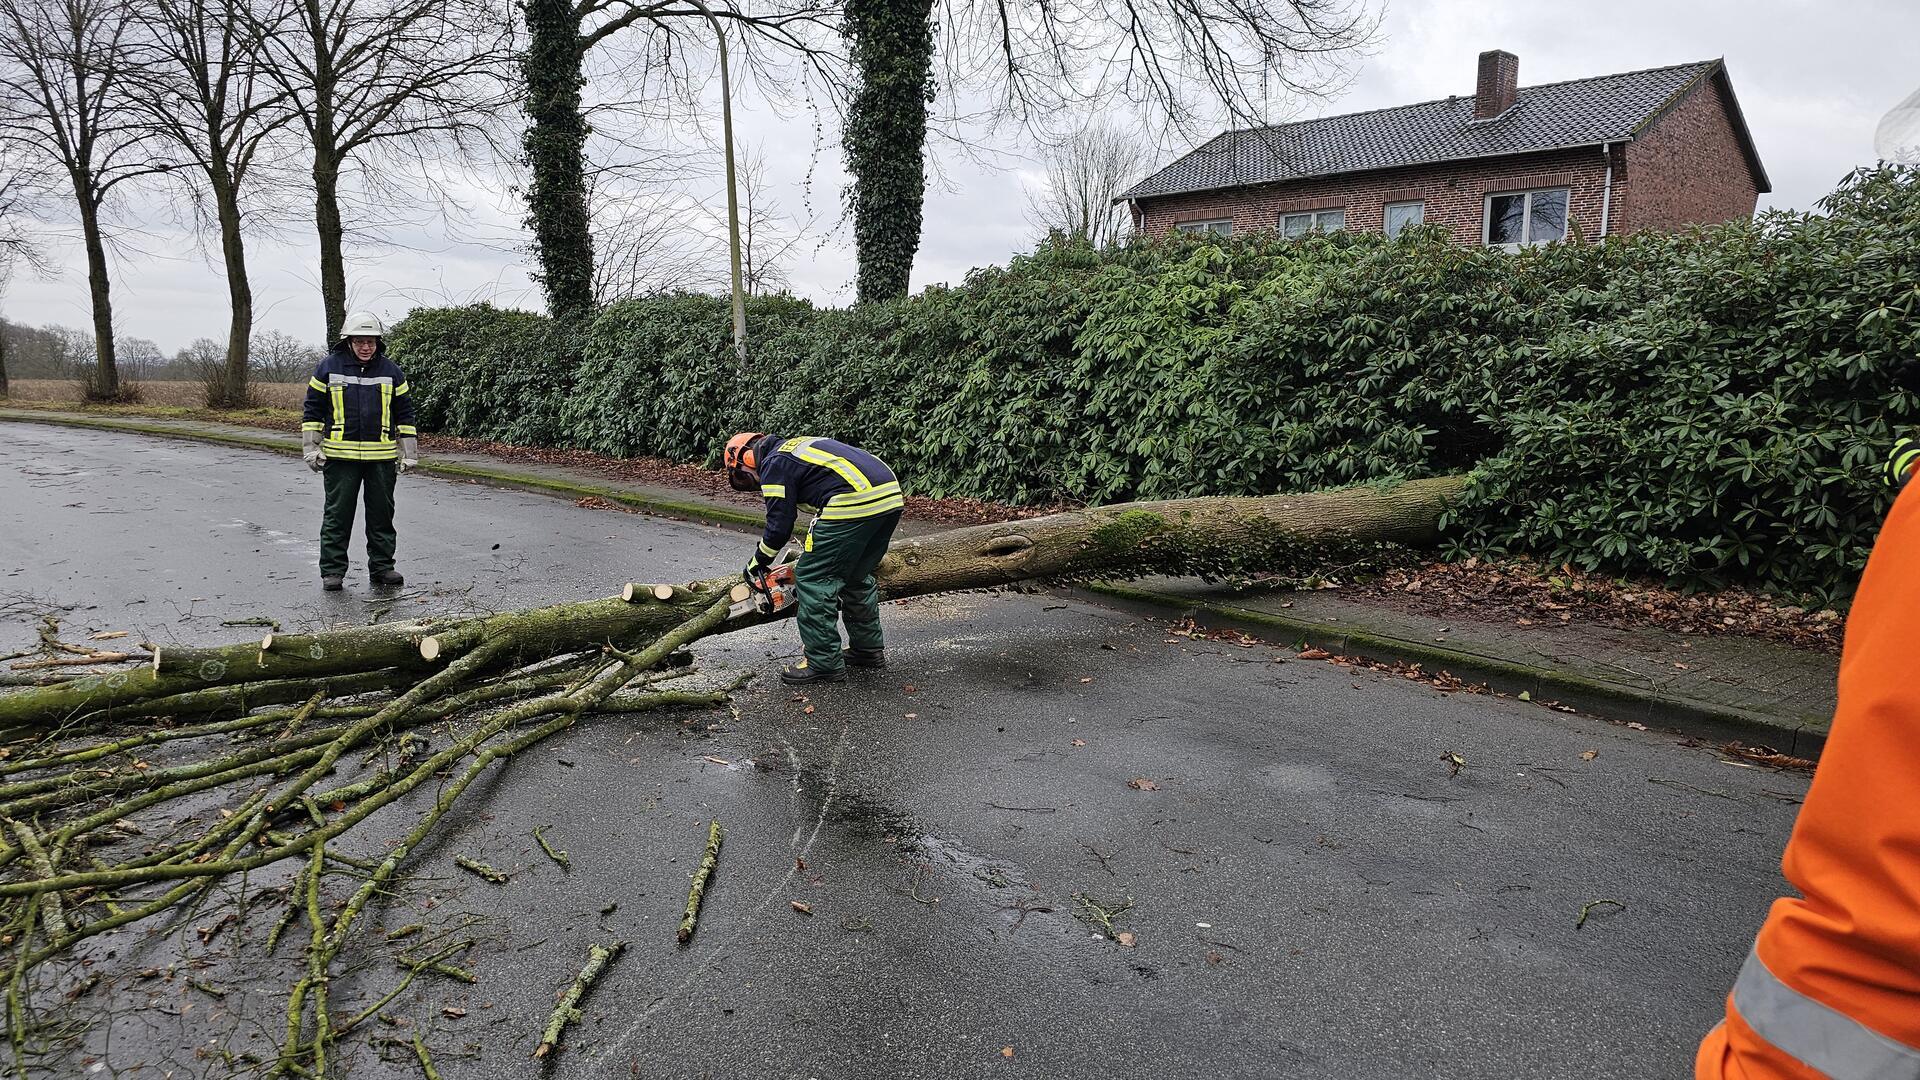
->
xmin=728 ymin=583 xmax=751 ymax=604
xmin=622 ymin=583 xmax=682 ymax=603
xmin=260 ymin=634 xmax=275 ymax=652
xmin=534 ymin=1043 xmax=553 ymax=1060
xmin=653 ymin=584 xmax=676 ymax=602
xmin=621 ymin=583 xmax=639 ymax=603
xmin=151 ymin=650 xmax=162 ymax=675
xmin=420 ymin=637 xmax=442 ymax=662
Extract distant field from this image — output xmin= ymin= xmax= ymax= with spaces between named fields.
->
xmin=5 ymin=379 xmax=307 ymax=409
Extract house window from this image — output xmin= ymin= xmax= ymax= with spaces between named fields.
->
xmin=1174 ymin=219 xmax=1232 ymax=236
xmin=1485 ymin=188 xmax=1569 ymax=248
xmin=1280 ymin=209 xmax=1345 ymax=238
xmin=1383 ymin=200 xmax=1425 ymax=238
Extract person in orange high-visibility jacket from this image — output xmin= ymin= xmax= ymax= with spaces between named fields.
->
xmin=1696 ymin=467 xmax=1920 ymax=1078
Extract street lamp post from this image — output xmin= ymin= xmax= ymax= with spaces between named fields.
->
xmin=686 ymin=0 xmax=749 ymax=369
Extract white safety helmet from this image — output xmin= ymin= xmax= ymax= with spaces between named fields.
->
xmin=340 ymin=312 xmax=386 ymax=339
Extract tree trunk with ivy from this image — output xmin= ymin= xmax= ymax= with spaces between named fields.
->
xmin=843 ymin=0 xmax=936 ymax=304
xmin=520 ymin=0 xmax=596 ymax=318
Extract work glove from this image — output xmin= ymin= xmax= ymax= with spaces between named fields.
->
xmin=1885 ymin=437 xmax=1920 ymax=489
xmin=398 ymin=436 xmax=419 ymax=475
xmin=302 ymin=430 xmax=326 ymax=473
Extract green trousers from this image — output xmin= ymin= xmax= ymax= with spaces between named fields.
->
xmin=320 ymin=459 xmax=398 ymax=577
xmin=793 ymin=511 xmax=901 ymax=672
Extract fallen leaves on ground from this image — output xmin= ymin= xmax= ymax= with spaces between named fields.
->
xmin=1114 ymin=932 xmax=1137 ymax=948
xmin=1126 ymin=778 xmax=1159 ymax=791
xmin=790 ymin=901 xmax=813 ymax=915
xmin=1723 ymin=742 xmax=1816 ymax=771
xmin=1581 ymin=750 xmax=1599 ymax=761
xmin=1347 ymin=556 xmax=1842 ymax=654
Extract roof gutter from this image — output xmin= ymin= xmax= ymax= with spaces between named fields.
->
xmin=1599 ymin=142 xmax=1613 ymax=239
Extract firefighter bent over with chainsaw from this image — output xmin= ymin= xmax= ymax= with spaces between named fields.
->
xmin=724 ymin=433 xmax=904 ymax=685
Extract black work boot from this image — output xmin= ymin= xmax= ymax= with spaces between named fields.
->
xmin=781 ymin=659 xmax=845 ymax=685
xmin=321 ymin=575 xmax=344 ymax=592
xmin=844 ymin=647 xmax=886 ymax=669
xmin=371 ymin=569 xmax=405 ymax=588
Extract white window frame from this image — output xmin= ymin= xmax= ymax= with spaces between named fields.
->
xmin=1173 ymin=219 xmax=1232 ymax=236
xmin=1280 ymin=208 xmax=1345 ymax=238
xmin=1483 ymin=187 xmax=1570 ymax=249
xmin=1383 ymin=200 xmax=1425 ymax=239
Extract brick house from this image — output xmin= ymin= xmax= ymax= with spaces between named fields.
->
xmin=1118 ymin=51 xmax=1769 ymax=247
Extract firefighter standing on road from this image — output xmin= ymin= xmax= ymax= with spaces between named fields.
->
xmin=724 ymin=433 xmax=904 ymax=685
xmin=301 ymin=313 xmax=418 ymax=592
xmin=1695 ymin=446 xmax=1920 ymax=1077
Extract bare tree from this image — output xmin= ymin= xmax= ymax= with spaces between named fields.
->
xmin=253 ymin=0 xmax=515 ymax=342
xmin=115 ymin=335 xmax=163 ymax=380
xmin=593 ymin=141 xmax=808 ymax=302
xmin=0 ymin=0 xmax=167 ymax=400
xmin=1024 ymin=122 xmax=1144 ymax=247
xmin=131 ymin=0 xmax=301 ymax=407
xmin=0 ymin=143 xmax=51 ymax=397
xmin=250 ymin=327 xmax=320 ymax=381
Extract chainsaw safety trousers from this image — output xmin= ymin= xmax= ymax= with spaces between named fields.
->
xmin=792 ymin=511 xmax=900 ymax=674
xmin=319 ymin=459 xmax=398 ymax=579
xmin=1697 ymin=481 xmax=1920 ymax=1079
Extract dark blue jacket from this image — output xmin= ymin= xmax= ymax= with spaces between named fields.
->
xmin=302 ymin=345 xmax=416 ymax=461
xmin=752 ymin=436 xmax=902 ymax=561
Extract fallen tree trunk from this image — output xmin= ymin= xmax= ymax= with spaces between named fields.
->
xmin=0 ymin=476 xmax=1464 ymax=731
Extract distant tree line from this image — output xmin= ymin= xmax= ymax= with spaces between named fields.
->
xmin=1 ymin=317 xmax=320 ymax=384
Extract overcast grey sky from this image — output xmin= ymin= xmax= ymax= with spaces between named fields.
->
xmin=6 ymin=0 xmax=1917 ymax=355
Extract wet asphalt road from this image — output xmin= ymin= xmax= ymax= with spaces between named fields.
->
xmin=0 ymin=422 xmax=1811 ymax=1079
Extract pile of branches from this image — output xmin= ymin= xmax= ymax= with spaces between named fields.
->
xmin=0 ymin=590 xmax=739 ymax=1075
xmin=0 ymin=479 xmax=1463 ymax=1073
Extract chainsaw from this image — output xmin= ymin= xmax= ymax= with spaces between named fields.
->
xmin=731 ymin=543 xmax=801 ymax=619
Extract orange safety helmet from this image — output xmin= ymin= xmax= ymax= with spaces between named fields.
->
xmin=724 ymin=432 xmax=764 ymax=491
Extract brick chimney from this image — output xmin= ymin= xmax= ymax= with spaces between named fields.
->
xmin=1475 ymin=50 xmax=1519 ymax=119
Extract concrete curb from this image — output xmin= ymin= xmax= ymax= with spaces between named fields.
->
xmin=0 ymin=409 xmax=765 ymax=532
xmin=1081 ymin=582 xmax=1829 ymax=760
xmin=4 ymin=407 xmax=1827 ymax=757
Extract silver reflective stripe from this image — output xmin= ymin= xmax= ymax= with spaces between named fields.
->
xmin=327 ymin=373 xmax=393 ymax=386
xmin=1733 ymin=945 xmax=1920 ymax=1079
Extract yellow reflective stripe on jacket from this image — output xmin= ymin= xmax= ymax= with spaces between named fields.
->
xmin=819 ymin=482 xmax=903 ymax=521
xmin=379 ymin=383 xmax=392 ymax=442
xmin=320 ymin=439 xmax=400 ymax=461
xmin=300 ymin=421 xmax=325 ymax=432
xmin=757 ymin=540 xmax=780 ymax=559
xmin=395 ymin=425 xmax=418 ymax=437
xmin=328 ymin=386 xmax=345 ymax=441
xmin=792 ymin=441 xmax=872 ymax=492
xmin=760 ymin=484 xmax=787 ymax=499
xmin=308 ymin=377 xmax=327 ymax=392
xmin=394 ymin=381 xmax=410 ymax=396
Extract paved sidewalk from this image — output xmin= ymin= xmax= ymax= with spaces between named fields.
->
xmin=2 ymin=406 xmax=1839 ymax=755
